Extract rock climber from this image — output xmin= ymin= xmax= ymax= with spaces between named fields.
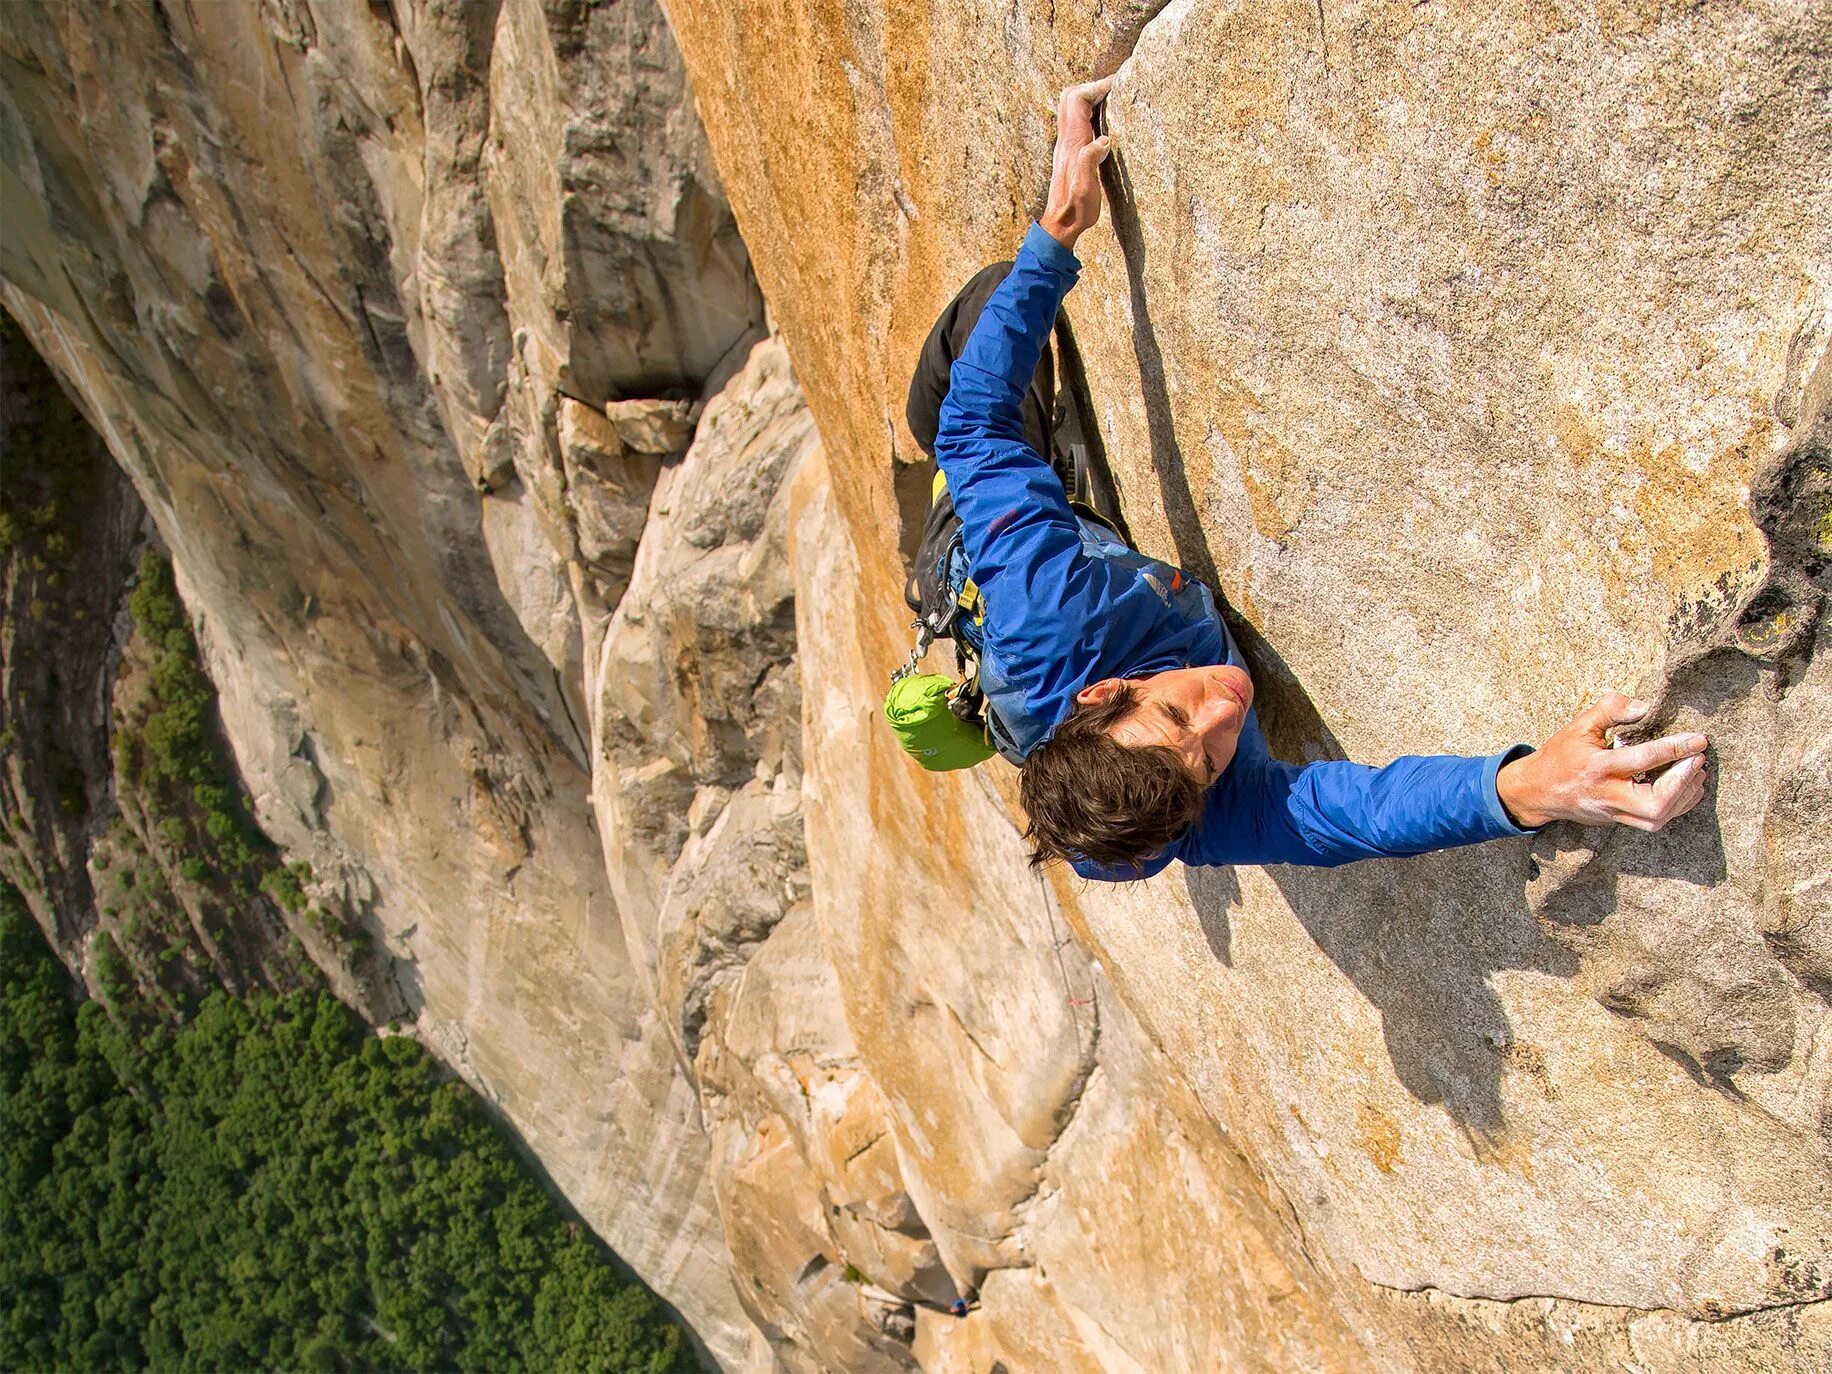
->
xmin=911 ymin=76 xmax=1710 ymax=880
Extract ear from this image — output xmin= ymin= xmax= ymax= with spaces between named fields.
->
xmin=1076 ymin=678 xmax=1125 ymax=707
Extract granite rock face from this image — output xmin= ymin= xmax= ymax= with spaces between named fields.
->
xmin=4 ymin=0 xmax=1831 ymax=1370
xmin=670 ymin=0 xmax=1832 ymax=1366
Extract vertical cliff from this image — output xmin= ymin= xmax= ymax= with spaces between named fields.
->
xmin=669 ymin=0 xmax=1832 ymax=1367
xmin=1 ymin=0 xmax=773 ymax=1364
xmin=3 ymin=0 xmax=1829 ymax=1370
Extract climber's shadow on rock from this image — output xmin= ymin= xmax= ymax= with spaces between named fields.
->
xmin=1528 ymin=781 xmax=1729 ymax=932
xmin=1180 ymin=626 xmax=1734 ymax=1143
xmin=1182 ymin=576 xmax=1732 ymax=1141
xmin=1104 ymin=141 xmax=1556 ymax=1138
xmin=1100 ymin=125 xmax=1741 ymax=1141
xmin=1256 ymin=850 xmax=1581 ymax=1144
xmin=1193 ymin=617 xmax=1590 ymax=1140
xmin=1102 ymin=140 xmax=1213 ymax=591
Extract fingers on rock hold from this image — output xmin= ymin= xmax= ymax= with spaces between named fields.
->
xmin=1612 ymin=732 xmax=1708 ymax=777
xmin=1654 ymin=753 xmax=1706 ymax=794
xmin=1581 ymin=691 xmax=1633 ymax=737
xmin=1645 ymin=756 xmax=1708 ymax=826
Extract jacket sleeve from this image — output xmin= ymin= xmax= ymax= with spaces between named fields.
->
xmin=1177 ymin=743 xmax=1538 ymax=869
xmin=1072 ymin=741 xmax=1538 ymax=880
xmin=945 ymin=229 xmax=1084 ymax=586
xmin=935 ymin=223 xmax=1117 ymax=710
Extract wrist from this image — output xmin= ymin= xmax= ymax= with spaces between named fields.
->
xmin=1496 ymin=752 xmax=1552 ymax=830
xmin=1040 ymin=209 xmax=1081 ymax=252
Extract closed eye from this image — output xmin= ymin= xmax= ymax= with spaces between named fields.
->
xmin=1159 ymin=702 xmax=1215 ymax=782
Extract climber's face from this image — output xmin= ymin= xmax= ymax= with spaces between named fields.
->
xmin=1076 ymin=664 xmax=1254 ymax=787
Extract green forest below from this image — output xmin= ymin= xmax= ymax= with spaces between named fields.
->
xmin=0 ymin=883 xmax=698 ymax=1372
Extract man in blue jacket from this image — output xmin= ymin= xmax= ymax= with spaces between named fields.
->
xmin=930 ymin=78 xmax=1710 ymax=881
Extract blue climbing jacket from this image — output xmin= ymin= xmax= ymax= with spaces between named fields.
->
xmin=932 ymin=222 xmax=1536 ymax=881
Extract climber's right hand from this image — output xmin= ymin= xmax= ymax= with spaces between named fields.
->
xmin=1041 ymin=77 xmax=1114 ymax=252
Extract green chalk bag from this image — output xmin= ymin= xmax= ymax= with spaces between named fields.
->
xmin=884 ymin=673 xmax=995 ymax=771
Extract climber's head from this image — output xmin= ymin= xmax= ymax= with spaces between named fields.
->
xmin=1019 ymin=664 xmax=1254 ymax=870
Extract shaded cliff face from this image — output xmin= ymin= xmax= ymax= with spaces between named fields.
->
xmin=1 ymin=316 xmax=143 ymax=952
xmin=670 ymin=0 xmax=1832 ymax=1367
xmin=0 ymin=0 xmax=771 ymax=1365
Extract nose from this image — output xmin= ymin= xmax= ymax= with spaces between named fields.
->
xmin=1196 ymin=669 xmax=1249 ymax=739
xmin=1194 ymin=689 xmax=1233 ymax=739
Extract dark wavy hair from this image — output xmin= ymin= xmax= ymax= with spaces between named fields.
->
xmin=1018 ymin=682 xmax=1204 ymax=871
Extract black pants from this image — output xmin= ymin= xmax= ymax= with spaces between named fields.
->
xmin=902 ymin=264 xmax=1126 ymax=614
xmin=904 ymin=260 xmax=1060 ymax=464
xmin=906 ymin=260 xmax=1125 ymax=522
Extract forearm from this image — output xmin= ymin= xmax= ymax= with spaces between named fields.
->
xmin=1180 ymin=750 xmax=1535 ymax=871
xmin=1039 ymin=77 xmax=1112 ymax=253
xmin=932 ymin=76 xmax=1104 ymax=515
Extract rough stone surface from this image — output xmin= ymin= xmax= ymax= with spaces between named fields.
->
xmin=670 ymin=0 xmax=1832 ymax=1366
xmin=5 ymin=0 xmax=1831 ymax=1370
xmin=607 ymin=397 xmax=705 ymax=456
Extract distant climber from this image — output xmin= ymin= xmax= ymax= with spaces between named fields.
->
xmin=890 ymin=77 xmax=1710 ymax=880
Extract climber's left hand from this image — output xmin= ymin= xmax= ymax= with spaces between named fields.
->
xmin=1496 ymin=693 xmax=1709 ymax=832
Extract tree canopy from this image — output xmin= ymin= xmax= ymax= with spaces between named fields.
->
xmin=0 ymin=885 xmax=699 ymax=1372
